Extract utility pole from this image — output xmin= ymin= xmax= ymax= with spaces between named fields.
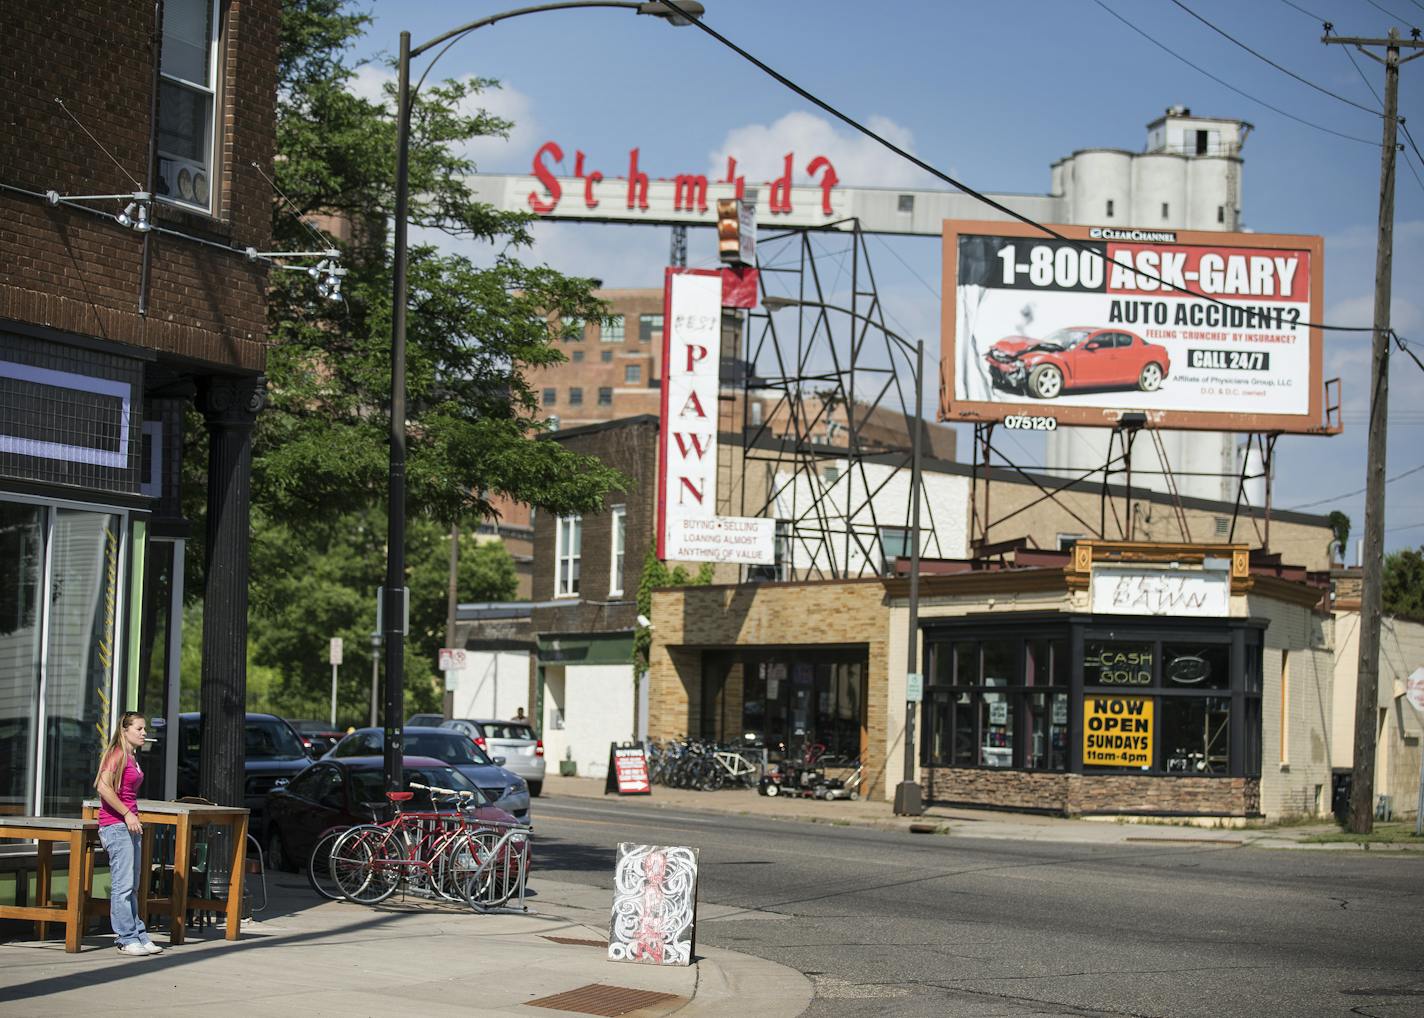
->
xmin=1322 ymin=27 xmax=1424 ymax=832
xmin=443 ymin=521 xmax=459 ymax=719
xmin=895 ymin=340 xmax=925 ymax=817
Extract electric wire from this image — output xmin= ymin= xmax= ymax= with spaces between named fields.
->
xmin=1092 ymin=0 xmax=1378 ymax=146
xmin=250 ymin=160 xmax=337 ymax=252
xmin=1287 ymin=461 xmax=1424 ymax=508
xmin=1361 ymin=0 xmax=1421 ymax=31
xmin=1335 ymin=40 xmax=1424 ymax=196
xmin=1280 ymin=0 xmax=1332 ymax=21
xmin=658 ymin=0 xmax=1377 ymax=335
xmin=1168 ymin=0 xmax=1383 ymax=115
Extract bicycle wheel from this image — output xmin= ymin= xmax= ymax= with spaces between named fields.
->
xmin=306 ymin=827 xmax=346 ymax=901
xmin=456 ymin=830 xmax=518 ymax=911
xmin=331 ymin=825 xmax=401 ymax=905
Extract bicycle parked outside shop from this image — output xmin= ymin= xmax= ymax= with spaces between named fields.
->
xmin=327 ymin=782 xmax=531 ymax=912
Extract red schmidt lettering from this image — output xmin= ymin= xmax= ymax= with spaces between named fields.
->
xmin=526 ymin=141 xmax=840 ymax=217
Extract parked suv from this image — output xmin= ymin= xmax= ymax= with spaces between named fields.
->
xmin=147 ymin=712 xmax=313 ymax=834
xmin=441 ymin=719 xmax=545 ymax=797
xmin=324 ymin=726 xmax=531 ymax=822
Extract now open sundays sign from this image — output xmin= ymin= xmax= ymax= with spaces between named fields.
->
xmin=1084 ymin=696 xmax=1154 ymax=768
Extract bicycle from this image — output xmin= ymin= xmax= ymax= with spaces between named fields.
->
xmin=329 ymin=783 xmax=530 ymax=911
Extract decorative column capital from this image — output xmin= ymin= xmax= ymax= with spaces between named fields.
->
xmin=198 ymin=374 xmax=267 ymax=428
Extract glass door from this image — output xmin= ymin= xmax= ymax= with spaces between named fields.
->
xmin=0 ymin=503 xmax=45 ymax=816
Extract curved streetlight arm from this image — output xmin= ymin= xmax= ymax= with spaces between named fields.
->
xmin=411 ymin=1 xmax=702 ymax=94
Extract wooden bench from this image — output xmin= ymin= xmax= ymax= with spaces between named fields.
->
xmin=0 ymin=817 xmax=99 ymax=953
xmin=82 ymin=799 xmax=249 ymax=945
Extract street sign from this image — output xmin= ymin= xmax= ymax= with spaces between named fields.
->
xmin=328 ymin=637 xmax=343 ymax=666
xmin=1406 ymin=667 xmax=1424 ymax=713
xmin=438 ymin=648 xmax=467 ymax=672
xmin=906 ymin=672 xmax=923 ymax=703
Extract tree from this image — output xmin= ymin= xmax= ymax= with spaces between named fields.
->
xmin=259 ymin=0 xmax=623 ymax=526
xmin=1328 ymin=510 xmax=1351 ymax=564
xmin=244 ymin=507 xmax=518 ymax=721
xmin=1382 ymin=547 xmax=1424 ymax=620
xmin=186 ymin=1 xmax=627 ymax=714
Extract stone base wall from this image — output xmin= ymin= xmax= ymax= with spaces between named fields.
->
xmin=925 ymin=768 xmax=1261 ymax=817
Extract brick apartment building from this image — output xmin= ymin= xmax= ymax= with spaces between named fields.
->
xmin=0 ymin=1 xmax=279 ymax=820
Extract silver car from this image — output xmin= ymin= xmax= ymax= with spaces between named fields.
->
xmin=441 ymin=719 xmax=546 ymax=796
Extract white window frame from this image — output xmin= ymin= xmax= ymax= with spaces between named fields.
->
xmin=609 ymin=506 xmax=627 ymax=597
xmin=157 ymin=0 xmax=222 ymax=214
xmin=602 ymin=315 xmax=625 ymax=343
xmin=555 ymin=514 xmax=581 ymax=598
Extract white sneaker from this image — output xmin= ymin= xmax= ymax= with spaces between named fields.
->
xmin=116 ymin=942 xmax=149 ymax=957
xmin=140 ymin=941 xmax=164 ymax=955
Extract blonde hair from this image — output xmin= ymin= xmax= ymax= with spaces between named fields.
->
xmin=96 ymin=711 xmax=144 ymax=787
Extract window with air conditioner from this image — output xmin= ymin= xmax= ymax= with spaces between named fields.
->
xmin=158 ymin=0 xmax=221 ymax=212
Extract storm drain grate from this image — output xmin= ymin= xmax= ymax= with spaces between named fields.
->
xmin=525 ymin=983 xmax=683 ymax=1016
xmin=541 ymin=935 xmax=607 ymax=948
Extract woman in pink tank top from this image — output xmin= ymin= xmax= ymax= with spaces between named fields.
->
xmin=95 ymin=712 xmax=161 ymax=957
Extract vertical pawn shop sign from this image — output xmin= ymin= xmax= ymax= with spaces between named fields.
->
xmin=656 ymin=267 xmax=776 ymax=565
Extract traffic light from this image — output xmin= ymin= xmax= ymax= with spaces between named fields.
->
xmin=717 ymin=197 xmax=754 ymax=266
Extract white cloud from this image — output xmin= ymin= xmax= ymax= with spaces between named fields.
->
xmin=706 ymin=111 xmax=934 ymax=189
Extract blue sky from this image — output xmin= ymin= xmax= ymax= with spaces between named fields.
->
xmin=350 ymin=0 xmax=1424 ymax=555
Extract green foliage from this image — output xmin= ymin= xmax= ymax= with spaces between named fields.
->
xmin=1382 ymin=547 xmax=1424 ymax=620
xmin=246 ymin=508 xmax=517 ymax=721
xmin=632 ymin=551 xmax=715 ymax=673
xmin=1328 ymin=511 xmax=1351 ymax=561
xmin=259 ymin=0 xmax=625 ymax=526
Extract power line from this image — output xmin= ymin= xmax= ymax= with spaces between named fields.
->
xmin=1168 ymin=0 xmax=1383 ymax=115
xmin=1092 ymin=0 xmax=1379 ymax=147
xmin=1280 ymin=0 xmax=1332 ymax=21
xmin=1287 ymin=462 xmax=1424 ymax=509
xmin=1361 ymin=0 xmax=1421 ymax=31
xmin=658 ymin=0 xmax=1379 ymax=336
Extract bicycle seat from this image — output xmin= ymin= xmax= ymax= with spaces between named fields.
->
xmin=386 ymin=791 xmax=415 ymax=802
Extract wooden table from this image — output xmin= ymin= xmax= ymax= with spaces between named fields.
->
xmin=0 ymin=817 xmax=98 ymax=952
xmin=82 ymin=799 xmax=249 ymax=945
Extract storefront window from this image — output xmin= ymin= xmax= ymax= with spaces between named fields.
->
xmin=1162 ymin=643 xmax=1230 ymax=690
xmin=43 ymin=509 xmax=123 ymax=817
xmin=0 ymin=502 xmax=45 ymax=814
xmin=1162 ymin=696 xmax=1231 ymax=774
xmin=923 ymin=633 xmax=1068 ymax=771
xmin=1084 ymin=640 xmax=1154 ymax=687
xmin=708 ymin=650 xmax=866 ymax=763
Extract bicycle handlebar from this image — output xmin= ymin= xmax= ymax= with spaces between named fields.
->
xmin=408 ymin=781 xmax=475 ymax=799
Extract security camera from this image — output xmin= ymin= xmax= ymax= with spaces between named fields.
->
xmin=636 ymin=614 xmax=653 ymax=629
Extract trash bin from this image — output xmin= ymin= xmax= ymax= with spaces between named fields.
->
xmin=1331 ymin=770 xmax=1352 ymax=823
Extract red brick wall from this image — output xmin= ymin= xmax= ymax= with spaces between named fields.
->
xmin=925 ymin=767 xmax=1261 ymax=817
xmin=0 ymin=1 xmax=277 ymax=370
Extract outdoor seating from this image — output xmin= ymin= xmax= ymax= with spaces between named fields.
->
xmin=0 ymin=817 xmax=99 ymax=953
xmin=82 ymin=799 xmax=249 ymax=945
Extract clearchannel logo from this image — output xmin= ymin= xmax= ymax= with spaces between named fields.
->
xmin=1088 ymin=227 xmax=1179 ymax=243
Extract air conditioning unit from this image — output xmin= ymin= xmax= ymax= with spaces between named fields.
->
xmin=158 ymin=155 xmax=210 ymax=209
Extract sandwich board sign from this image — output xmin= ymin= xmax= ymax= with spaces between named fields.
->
xmin=606 ymin=743 xmax=651 ymax=795
xmin=608 ymin=843 xmax=699 ymax=966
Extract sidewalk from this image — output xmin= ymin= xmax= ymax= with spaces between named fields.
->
xmin=0 ymin=874 xmax=812 ymax=1017
xmin=542 ymin=773 xmax=1420 ymax=851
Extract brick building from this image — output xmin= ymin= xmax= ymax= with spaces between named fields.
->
xmin=649 ymin=540 xmax=1337 ymax=818
xmin=0 ymin=0 xmax=279 ymax=819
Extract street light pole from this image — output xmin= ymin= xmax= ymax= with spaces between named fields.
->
xmin=383 ymin=0 xmax=703 ymax=794
xmin=897 ymin=340 xmax=925 ymax=817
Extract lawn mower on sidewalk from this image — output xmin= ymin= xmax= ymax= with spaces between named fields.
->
xmin=758 ymin=742 xmax=827 ymax=798
xmin=813 ymin=765 xmax=863 ymax=801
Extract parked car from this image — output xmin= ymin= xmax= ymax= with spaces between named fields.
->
xmin=406 ymin=713 xmax=446 ymax=727
xmin=324 ymin=727 xmax=531 ymax=822
xmin=262 ymin=755 xmax=519 ymax=872
xmin=144 ymin=712 xmax=312 ymax=832
xmin=441 ymin=719 xmax=545 ymax=797
xmin=985 ymin=326 xmax=1169 ymax=400
xmin=288 ymin=719 xmax=345 ymax=756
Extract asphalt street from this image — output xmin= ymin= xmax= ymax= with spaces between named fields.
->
xmin=530 ymin=797 xmax=1424 ymax=1018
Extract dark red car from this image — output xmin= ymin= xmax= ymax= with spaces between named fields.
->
xmin=261 ymin=755 xmax=519 ymax=873
xmin=985 ymin=326 xmax=1170 ymax=400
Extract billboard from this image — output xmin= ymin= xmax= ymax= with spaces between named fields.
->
xmin=940 ymin=221 xmax=1327 ymax=433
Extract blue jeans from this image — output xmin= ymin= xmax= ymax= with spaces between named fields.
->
xmin=99 ymin=823 xmax=149 ymax=946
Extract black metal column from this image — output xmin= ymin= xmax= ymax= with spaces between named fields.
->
xmin=197 ymin=375 xmax=265 ymax=807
